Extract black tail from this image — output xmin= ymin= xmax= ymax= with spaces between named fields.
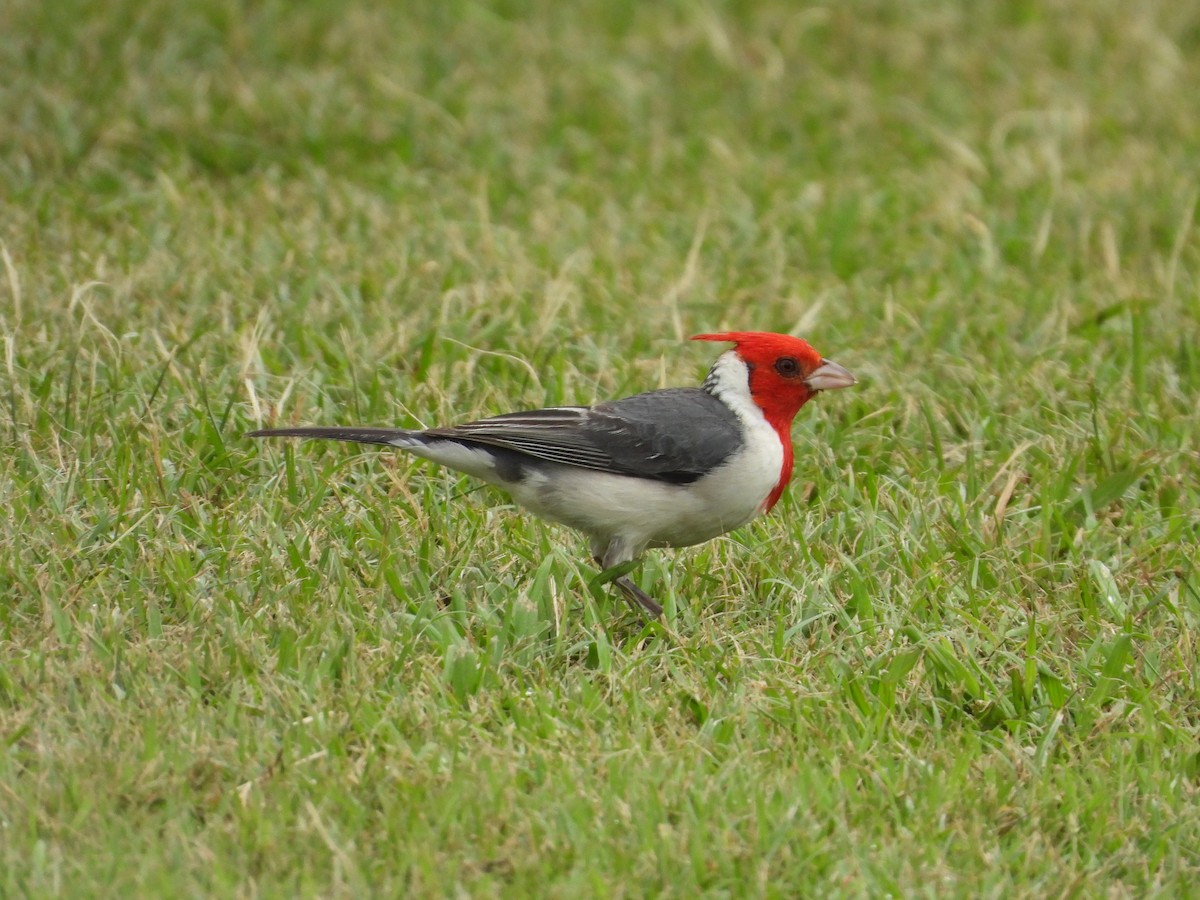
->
xmin=246 ymin=426 xmax=417 ymax=446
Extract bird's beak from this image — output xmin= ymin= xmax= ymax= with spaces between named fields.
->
xmin=805 ymin=360 xmax=857 ymax=391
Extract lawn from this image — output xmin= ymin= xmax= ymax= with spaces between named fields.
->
xmin=2 ymin=0 xmax=1198 ymax=895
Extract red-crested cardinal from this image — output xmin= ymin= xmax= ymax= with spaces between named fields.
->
xmin=249 ymin=332 xmax=856 ymax=617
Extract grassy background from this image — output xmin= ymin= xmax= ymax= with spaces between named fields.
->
xmin=2 ymin=0 xmax=1199 ymax=894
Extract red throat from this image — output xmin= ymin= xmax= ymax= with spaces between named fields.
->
xmin=763 ymin=435 xmax=794 ymax=512
xmin=751 ymin=372 xmax=814 ymax=511
xmin=754 ymin=391 xmax=800 ymax=512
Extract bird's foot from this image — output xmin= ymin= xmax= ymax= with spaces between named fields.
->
xmin=590 ymin=559 xmax=663 ymax=619
xmin=614 ymin=575 xmax=663 ymax=618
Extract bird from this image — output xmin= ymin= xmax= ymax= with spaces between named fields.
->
xmin=248 ymin=331 xmax=856 ymax=618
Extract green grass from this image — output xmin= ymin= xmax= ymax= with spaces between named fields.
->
xmin=2 ymin=0 xmax=1199 ymax=894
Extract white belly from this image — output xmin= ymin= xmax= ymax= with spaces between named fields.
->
xmin=507 ymin=430 xmax=783 ymax=552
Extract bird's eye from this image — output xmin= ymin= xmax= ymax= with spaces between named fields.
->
xmin=774 ymin=357 xmax=800 ymax=377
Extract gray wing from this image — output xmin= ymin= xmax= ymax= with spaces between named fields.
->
xmin=424 ymin=388 xmax=744 ymax=484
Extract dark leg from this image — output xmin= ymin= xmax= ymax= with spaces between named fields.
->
xmin=592 ymin=538 xmax=663 ymax=619
xmin=614 ymin=575 xmax=663 ymax=618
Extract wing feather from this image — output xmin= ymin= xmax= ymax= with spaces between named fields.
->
xmin=424 ymin=389 xmax=743 ymax=483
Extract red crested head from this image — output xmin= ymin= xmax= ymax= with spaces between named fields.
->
xmin=691 ymin=331 xmax=854 ymax=427
xmin=692 ymin=331 xmax=856 ymax=510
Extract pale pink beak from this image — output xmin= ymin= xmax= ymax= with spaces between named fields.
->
xmin=805 ymin=360 xmax=856 ymax=391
